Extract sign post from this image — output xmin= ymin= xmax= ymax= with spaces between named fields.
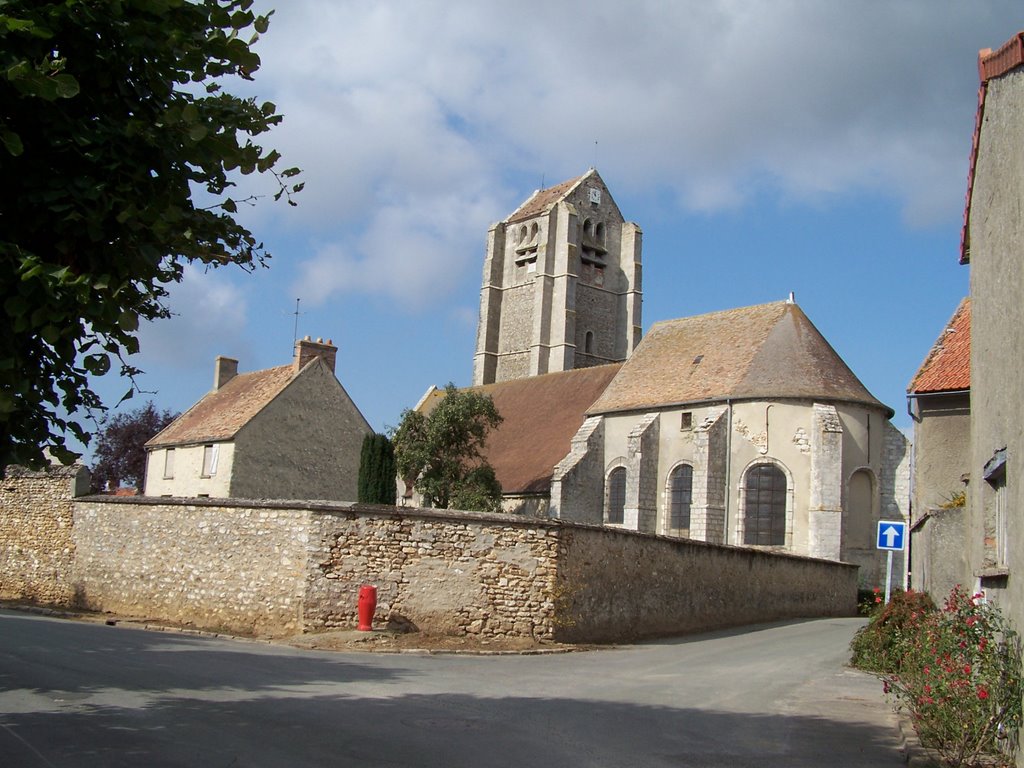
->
xmin=876 ymin=520 xmax=907 ymax=604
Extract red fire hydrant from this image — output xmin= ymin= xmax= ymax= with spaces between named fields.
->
xmin=357 ymin=584 xmax=377 ymax=631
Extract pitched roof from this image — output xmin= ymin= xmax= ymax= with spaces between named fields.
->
xmin=422 ymin=365 xmax=623 ymax=495
xmin=961 ymin=32 xmax=1024 ymax=265
xmin=908 ymin=298 xmax=971 ymax=394
xmin=505 ymin=169 xmax=596 ymax=224
xmin=589 ymin=301 xmax=890 ymax=416
xmin=146 ymin=365 xmax=296 ymax=447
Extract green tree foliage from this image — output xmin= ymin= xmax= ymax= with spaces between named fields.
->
xmin=392 ymin=384 xmax=503 ymax=513
xmin=90 ymin=401 xmax=178 ymax=491
xmin=0 ymin=0 xmax=302 ymax=471
xmin=358 ymin=432 xmax=397 ymax=505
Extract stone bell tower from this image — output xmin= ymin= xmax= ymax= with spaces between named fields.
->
xmin=472 ymin=169 xmax=643 ymax=386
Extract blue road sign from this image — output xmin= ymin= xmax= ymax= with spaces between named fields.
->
xmin=876 ymin=520 xmax=907 ymax=551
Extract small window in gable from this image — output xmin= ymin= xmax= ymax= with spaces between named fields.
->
xmin=201 ymin=444 xmax=219 ymax=477
xmin=163 ymin=448 xmax=175 ymax=479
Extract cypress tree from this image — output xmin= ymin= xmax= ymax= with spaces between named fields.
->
xmin=358 ymin=433 xmax=396 ymax=504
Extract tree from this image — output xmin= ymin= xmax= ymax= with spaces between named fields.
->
xmin=357 ymin=432 xmax=397 ymax=505
xmin=90 ymin=401 xmax=178 ymax=491
xmin=0 ymin=1 xmax=302 ymax=471
xmin=392 ymin=384 xmax=503 ymax=513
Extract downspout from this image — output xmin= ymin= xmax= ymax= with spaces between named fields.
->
xmin=725 ymin=398 xmax=733 ymax=545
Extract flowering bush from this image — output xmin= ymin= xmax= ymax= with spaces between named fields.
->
xmin=850 ymin=588 xmax=936 ymax=673
xmin=879 ymin=587 xmax=1022 ymax=768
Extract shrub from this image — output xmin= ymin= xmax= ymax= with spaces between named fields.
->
xmin=864 ymin=586 xmax=1023 ymax=768
xmin=850 ymin=588 xmax=936 ymax=674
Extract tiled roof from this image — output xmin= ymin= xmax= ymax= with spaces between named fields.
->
xmin=423 ymin=365 xmax=623 ymax=495
xmin=146 ymin=364 xmax=296 ymax=447
xmin=962 ymin=32 xmax=1024 ymax=265
xmin=908 ymin=298 xmax=971 ymax=394
xmin=505 ymin=170 xmax=595 ymax=224
xmin=589 ymin=301 xmax=890 ymax=416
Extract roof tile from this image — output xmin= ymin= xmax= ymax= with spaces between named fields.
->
xmin=590 ymin=301 xmax=888 ymax=415
xmin=908 ymin=298 xmax=971 ymax=394
xmin=146 ymin=364 xmax=296 ymax=447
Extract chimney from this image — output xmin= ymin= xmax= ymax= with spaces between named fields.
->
xmin=213 ymin=356 xmax=238 ymax=390
xmin=294 ymin=335 xmax=337 ymax=374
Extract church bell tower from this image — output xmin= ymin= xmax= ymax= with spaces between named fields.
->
xmin=472 ymin=169 xmax=643 ymax=385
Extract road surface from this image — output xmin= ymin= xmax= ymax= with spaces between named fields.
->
xmin=0 ymin=610 xmax=904 ymax=767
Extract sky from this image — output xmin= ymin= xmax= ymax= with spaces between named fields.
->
xmin=85 ymin=1 xmax=1023 ymax=455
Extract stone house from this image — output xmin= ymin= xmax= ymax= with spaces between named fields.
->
xmin=959 ymin=32 xmax=1024 ymax=614
xmin=410 ymin=171 xmax=910 ymax=586
xmin=907 ymin=298 xmax=971 ymax=599
xmin=144 ymin=336 xmax=372 ymax=501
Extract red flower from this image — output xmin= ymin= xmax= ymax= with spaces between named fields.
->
xmin=978 ymin=687 xmax=990 ymax=700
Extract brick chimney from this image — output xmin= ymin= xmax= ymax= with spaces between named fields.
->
xmin=213 ymin=356 xmax=238 ymax=391
xmin=294 ymin=336 xmax=337 ymax=374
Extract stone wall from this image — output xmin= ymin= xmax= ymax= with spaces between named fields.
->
xmin=0 ymin=464 xmax=88 ymax=605
xmin=5 ymin=493 xmax=858 ymax=643
xmin=305 ymin=509 xmax=559 ymax=640
xmin=554 ymin=524 xmax=858 ymax=643
xmin=72 ymin=497 xmax=309 ymax=636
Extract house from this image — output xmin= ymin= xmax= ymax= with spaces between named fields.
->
xmin=144 ymin=336 xmax=372 ymax=500
xmin=960 ymin=32 xmax=1024 ymax=607
xmin=907 ymin=298 xmax=971 ymax=599
xmin=410 ymin=171 xmax=910 ymax=586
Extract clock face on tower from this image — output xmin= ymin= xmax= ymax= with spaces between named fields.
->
xmin=588 ymin=187 xmax=601 ymax=205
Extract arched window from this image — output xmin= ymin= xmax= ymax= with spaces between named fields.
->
xmin=607 ymin=467 xmax=626 ymax=524
xmin=584 ymin=330 xmax=594 ymax=354
xmin=583 ymin=218 xmax=593 ymax=237
xmin=518 ymin=225 xmax=527 ymax=244
xmin=595 ymin=221 xmax=605 ymax=244
xmin=668 ymin=464 xmax=693 ymax=533
xmin=744 ymin=464 xmax=786 ymax=545
xmin=530 ymin=222 xmax=539 ymax=242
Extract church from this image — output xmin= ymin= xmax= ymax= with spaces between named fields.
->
xmin=410 ymin=169 xmax=909 ymax=585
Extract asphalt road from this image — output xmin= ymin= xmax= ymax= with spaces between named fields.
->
xmin=0 ymin=610 xmax=905 ymax=767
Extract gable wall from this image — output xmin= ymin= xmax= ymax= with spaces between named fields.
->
xmin=231 ymin=361 xmax=371 ymax=501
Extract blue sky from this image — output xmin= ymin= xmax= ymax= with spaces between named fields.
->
xmin=85 ymin=1 xmax=1022 ymax=453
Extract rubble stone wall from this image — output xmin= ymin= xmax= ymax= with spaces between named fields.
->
xmin=7 ymin=494 xmax=857 ymax=642
xmin=0 ymin=465 xmax=86 ymax=605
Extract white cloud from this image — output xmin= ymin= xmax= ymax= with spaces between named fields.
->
xmin=136 ymin=265 xmax=250 ymax=368
xmin=239 ymin=0 xmax=1017 ymax=307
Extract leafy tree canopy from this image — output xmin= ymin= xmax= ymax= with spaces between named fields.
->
xmin=0 ymin=0 xmax=301 ymax=471
xmin=90 ymin=400 xmax=178 ymax=491
xmin=392 ymin=384 xmax=503 ymax=513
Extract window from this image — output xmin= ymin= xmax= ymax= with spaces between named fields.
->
xmin=744 ymin=464 xmax=786 ymax=545
xmin=163 ymin=448 xmax=175 ymax=479
xmin=595 ymin=221 xmax=605 ymax=244
xmin=584 ymin=331 xmax=594 ymax=355
xmin=984 ymin=449 xmax=1008 ymax=568
xmin=680 ymin=412 xmax=693 ymax=431
xmin=607 ymin=467 xmax=626 ymax=524
xmin=668 ymin=465 xmax=693 ymax=533
xmin=201 ymin=444 xmax=219 ymax=477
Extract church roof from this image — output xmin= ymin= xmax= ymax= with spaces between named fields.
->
xmin=908 ymin=297 xmax=971 ymax=395
xmin=146 ymin=365 xmax=296 ymax=447
xmin=505 ymin=169 xmax=597 ymax=223
xmin=589 ymin=300 xmax=891 ymax=417
xmin=423 ymin=364 xmax=623 ymax=495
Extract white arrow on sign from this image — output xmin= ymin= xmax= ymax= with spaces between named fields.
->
xmin=881 ymin=525 xmax=900 ymax=548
